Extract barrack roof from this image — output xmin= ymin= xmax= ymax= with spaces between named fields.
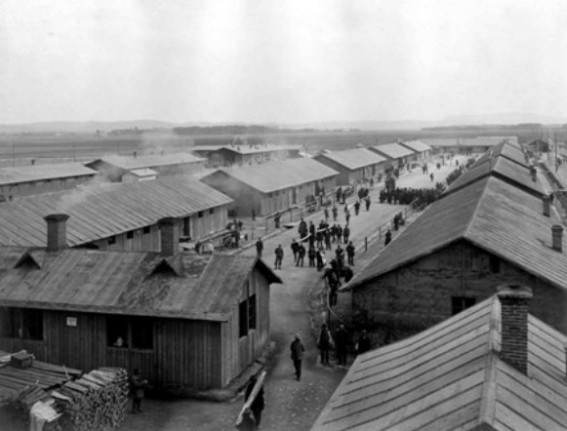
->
xmin=370 ymin=143 xmax=415 ymax=159
xmin=311 ymin=296 xmax=567 ymax=431
xmin=0 ymin=163 xmax=97 ymax=186
xmin=315 ymin=148 xmax=386 ymax=170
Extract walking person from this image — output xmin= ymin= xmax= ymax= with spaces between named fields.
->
xmin=291 ymin=239 xmax=299 ymax=264
xmin=332 ymin=205 xmax=338 ymax=221
xmin=290 ymin=334 xmax=305 ymax=381
xmin=255 ymin=238 xmax=263 ymax=259
xmin=296 ymin=242 xmax=306 ymax=267
xmin=130 ymin=369 xmax=148 ymax=414
xmin=384 ymin=229 xmax=392 ymax=246
xmin=345 ymin=209 xmax=351 ymax=224
xmin=334 ymin=324 xmax=349 ymax=366
xmin=308 ymin=245 xmax=316 ymax=267
xmin=324 ymin=207 xmax=329 ymax=222
xmin=244 ymin=375 xmax=265 ymax=429
xmin=354 ymin=200 xmax=360 ymax=216
xmin=346 ymin=241 xmax=355 ymax=266
xmin=343 ymin=225 xmax=350 ymax=244
xmin=365 ymin=195 xmax=371 ymax=211
xmin=274 ymin=244 xmax=284 ymax=270
xmin=317 ymin=323 xmax=334 ymax=366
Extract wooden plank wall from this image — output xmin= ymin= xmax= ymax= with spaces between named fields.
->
xmin=0 ymin=310 xmax=224 ymax=389
xmin=0 ymin=175 xmax=95 ymax=200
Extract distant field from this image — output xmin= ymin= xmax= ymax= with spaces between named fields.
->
xmin=0 ymin=128 xmax=541 ymax=162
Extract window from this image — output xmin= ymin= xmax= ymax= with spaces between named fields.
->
xmin=107 ymin=316 xmax=129 ymax=347
xmin=489 ymin=255 xmax=500 ymax=273
xmin=126 ymin=231 xmax=134 ymax=239
xmin=198 ymin=211 xmax=204 ymax=218
xmin=239 ymin=301 xmax=248 ymax=338
xmin=131 ymin=317 xmax=153 ymax=349
xmin=248 ymin=295 xmax=257 ymax=330
xmin=143 ymin=226 xmax=151 ymax=235
xmin=108 ymin=236 xmax=116 ymax=245
xmin=452 ymin=297 xmax=476 ymax=315
xmin=106 ymin=316 xmax=153 ymax=350
xmin=268 ymin=193 xmax=273 ymax=198
xmin=1 ymin=308 xmax=43 ymax=340
xmin=209 ymin=208 xmax=215 ymax=215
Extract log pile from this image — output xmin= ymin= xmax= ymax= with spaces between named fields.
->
xmin=52 ymin=367 xmax=129 ymax=431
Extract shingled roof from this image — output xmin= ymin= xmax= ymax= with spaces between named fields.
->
xmin=370 ymin=143 xmax=415 ymax=159
xmin=311 ymin=295 xmax=567 ymax=431
xmin=315 ymin=149 xmax=386 ymax=170
xmin=0 ymin=250 xmax=281 ymax=321
xmin=0 ymin=176 xmax=233 ymax=247
xmin=445 ymin=153 xmax=548 ymax=198
xmin=0 ymin=163 xmax=97 ymax=186
xmin=347 ymin=176 xmax=567 ymax=291
xmin=202 ymin=158 xmax=338 ymax=194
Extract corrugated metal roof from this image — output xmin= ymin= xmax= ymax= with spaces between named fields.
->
xmin=315 ymin=148 xmax=386 ymax=170
xmin=94 ymin=153 xmax=205 ymax=170
xmin=347 ymin=176 xmax=567 ymax=291
xmin=0 ymin=251 xmax=281 ymax=321
xmin=202 ymin=158 xmax=339 ymax=194
xmin=445 ymin=154 xmax=547 ymax=197
xmin=400 ymin=140 xmax=432 ymax=152
xmin=370 ymin=143 xmax=415 ymax=159
xmin=0 ymin=163 xmax=97 ymax=186
xmin=0 ymin=176 xmax=233 ymax=247
xmin=311 ymin=296 xmax=567 ymax=431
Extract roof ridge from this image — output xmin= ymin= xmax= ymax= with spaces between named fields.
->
xmin=463 ymin=177 xmax=491 ymax=238
xmin=478 ymin=298 xmax=500 ymax=427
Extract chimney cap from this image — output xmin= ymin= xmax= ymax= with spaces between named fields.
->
xmin=158 ymin=217 xmax=178 ymax=226
xmin=497 ymin=284 xmax=533 ymax=300
xmin=552 ymin=224 xmax=564 ymax=233
xmin=44 ymin=214 xmax=70 ymax=223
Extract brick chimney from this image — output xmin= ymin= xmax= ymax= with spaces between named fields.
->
xmin=497 ymin=284 xmax=533 ymax=375
xmin=542 ymin=195 xmax=551 ymax=217
xmin=552 ymin=225 xmax=564 ymax=252
xmin=44 ymin=214 xmax=70 ymax=251
xmin=158 ymin=217 xmax=179 ymax=257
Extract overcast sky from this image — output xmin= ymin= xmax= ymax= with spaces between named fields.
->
xmin=1 ymin=0 xmax=567 ymax=124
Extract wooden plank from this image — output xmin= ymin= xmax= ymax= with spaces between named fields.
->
xmin=235 ymin=370 xmax=266 ymax=426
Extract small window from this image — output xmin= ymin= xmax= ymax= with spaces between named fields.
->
xmin=198 ymin=211 xmax=204 ymax=218
xmin=107 ymin=316 xmax=129 ymax=347
xmin=268 ymin=193 xmax=273 ymax=198
xmin=209 ymin=208 xmax=214 ymax=215
xmin=108 ymin=236 xmax=116 ymax=245
xmin=131 ymin=317 xmax=153 ymax=350
xmin=126 ymin=231 xmax=134 ymax=239
xmin=143 ymin=226 xmax=151 ymax=235
xmin=248 ymin=295 xmax=257 ymax=330
xmin=452 ymin=297 xmax=476 ymax=315
xmin=239 ymin=301 xmax=248 ymax=338
xmin=489 ymin=255 xmax=500 ymax=273
xmin=2 ymin=309 xmax=44 ymax=340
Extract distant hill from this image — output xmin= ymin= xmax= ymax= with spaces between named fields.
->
xmin=441 ymin=112 xmax=565 ymax=126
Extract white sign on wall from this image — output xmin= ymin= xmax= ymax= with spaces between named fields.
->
xmin=66 ymin=317 xmax=77 ymax=327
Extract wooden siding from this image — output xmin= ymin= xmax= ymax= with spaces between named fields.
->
xmin=0 ymin=309 xmax=224 ymax=389
xmin=221 ymin=269 xmax=271 ymax=386
xmin=353 ymin=241 xmax=567 ymax=335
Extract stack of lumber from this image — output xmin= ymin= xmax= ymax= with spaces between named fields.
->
xmin=5 ymin=387 xmax=62 ymax=431
xmin=52 ymin=367 xmax=128 ymax=431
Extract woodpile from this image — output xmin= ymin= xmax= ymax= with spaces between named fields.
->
xmin=52 ymin=367 xmax=129 ymax=431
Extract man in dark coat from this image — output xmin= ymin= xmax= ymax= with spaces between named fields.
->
xmin=244 ymin=375 xmax=265 ymax=428
xmin=308 ymin=246 xmax=316 ymax=267
xmin=356 ymin=330 xmax=372 ymax=355
xmin=332 ymin=205 xmax=338 ymax=221
xmin=298 ymin=218 xmax=307 ymax=239
xmin=130 ymin=369 xmax=148 ymax=414
xmin=291 ymin=239 xmax=299 ymax=264
xmin=354 ymin=200 xmax=360 ymax=216
xmin=317 ymin=323 xmax=333 ymax=366
xmin=290 ymin=334 xmax=305 ymax=381
xmin=342 ymin=225 xmax=350 ymax=244
xmin=346 ymin=241 xmax=355 ymax=266
xmin=255 ymin=238 xmax=263 ymax=258
xmin=274 ymin=244 xmax=284 ymax=270
xmin=365 ymin=195 xmax=371 ymax=211
xmin=334 ymin=324 xmax=349 ymax=366
xmin=296 ymin=243 xmax=306 ymax=267
xmin=385 ymin=229 xmax=392 ymax=246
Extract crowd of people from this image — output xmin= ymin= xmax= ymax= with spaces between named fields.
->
xmin=379 ymin=186 xmax=439 ymax=207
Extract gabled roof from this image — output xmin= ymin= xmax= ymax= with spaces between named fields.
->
xmin=89 ymin=153 xmax=205 ymax=170
xmin=370 ymin=143 xmax=415 ymax=159
xmin=202 ymin=158 xmax=338 ymax=194
xmin=0 ymin=250 xmax=281 ymax=321
xmin=220 ymin=143 xmax=301 ymax=155
xmin=399 ymin=140 xmax=432 ymax=153
xmin=311 ymin=296 xmax=567 ymax=431
xmin=347 ymin=176 xmax=567 ymax=291
xmin=445 ymin=154 xmax=547 ymax=198
xmin=0 ymin=176 xmax=232 ymax=247
xmin=425 ymin=136 xmax=519 ymax=148
xmin=473 ymin=141 xmax=529 ymax=168
xmin=315 ymin=149 xmax=386 ymax=170
xmin=0 ymin=163 xmax=97 ymax=186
